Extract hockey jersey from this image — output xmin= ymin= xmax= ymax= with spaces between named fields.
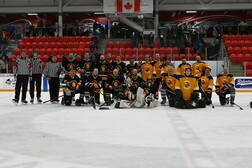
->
xmin=200 ymin=75 xmax=214 ymax=92
xmin=191 ymin=61 xmax=209 ymax=77
xmin=106 ymin=75 xmax=125 ymax=91
xmin=176 ymin=63 xmax=191 ymax=75
xmin=163 ymin=74 xmax=179 ymax=91
xmin=63 ymin=74 xmax=81 ymax=90
xmin=152 ymin=61 xmax=164 ymax=78
xmin=175 ymin=75 xmax=200 ymax=100
xmin=141 ymin=63 xmax=153 ymax=81
xmin=215 ymin=74 xmax=234 ymax=93
xmin=62 ymin=58 xmax=79 ymax=72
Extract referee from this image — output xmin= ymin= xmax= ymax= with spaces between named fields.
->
xmin=43 ymin=55 xmax=65 ymax=103
xmin=12 ymin=50 xmax=32 ymax=104
xmin=29 ymin=50 xmax=42 ymax=103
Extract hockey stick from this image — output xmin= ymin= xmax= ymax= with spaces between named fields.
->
xmin=233 ymin=103 xmax=243 ymax=110
xmin=43 ymin=95 xmax=64 ymax=104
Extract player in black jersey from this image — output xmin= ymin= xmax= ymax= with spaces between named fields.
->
xmin=62 ymin=53 xmax=79 ymax=73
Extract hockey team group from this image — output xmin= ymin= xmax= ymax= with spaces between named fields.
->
xmin=12 ymin=49 xmax=242 ymax=110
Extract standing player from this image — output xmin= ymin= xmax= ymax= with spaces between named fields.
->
xmin=126 ymin=57 xmax=139 ymax=76
xmin=128 ymin=68 xmax=144 ymax=98
xmin=174 ymin=68 xmax=206 ymax=109
xmin=141 ymin=55 xmax=153 ymax=81
xmin=29 ymin=50 xmax=42 ymax=104
xmin=43 ymin=55 xmax=65 ymax=104
xmin=176 ymin=57 xmax=191 ymax=75
xmin=191 ymin=55 xmax=209 ymax=78
xmin=161 ymin=66 xmax=179 ymax=107
xmin=12 ymin=50 xmax=32 ymax=104
xmin=152 ymin=53 xmax=164 ymax=85
xmin=215 ymin=67 xmax=236 ymax=105
xmin=200 ymin=67 xmax=214 ymax=105
xmin=62 ymin=52 xmax=79 ymax=73
xmin=111 ymin=55 xmax=126 ymax=76
xmin=78 ymin=52 xmax=94 ymax=76
xmin=161 ymin=57 xmax=173 ymax=76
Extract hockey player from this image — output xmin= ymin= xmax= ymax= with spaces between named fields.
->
xmin=141 ymin=55 xmax=153 ymax=81
xmin=161 ymin=66 xmax=179 ymax=107
xmin=62 ymin=52 xmax=79 ymax=73
xmin=174 ymin=68 xmax=206 ymax=109
xmin=200 ymin=67 xmax=214 ymax=105
xmin=43 ymin=55 xmax=65 ymax=104
xmin=86 ymin=68 xmax=102 ymax=105
xmin=105 ymin=69 xmax=125 ymax=101
xmin=161 ymin=57 xmax=173 ymax=76
xmin=29 ymin=50 xmax=42 ymax=104
xmin=111 ymin=55 xmax=126 ymax=76
xmin=128 ymin=68 xmax=144 ymax=97
xmin=62 ymin=68 xmax=81 ymax=106
xmin=191 ymin=55 xmax=209 ymax=78
xmin=215 ymin=67 xmax=236 ymax=105
xmin=126 ymin=57 xmax=139 ymax=76
xmin=106 ymin=53 xmax=115 ymax=65
xmin=152 ymin=53 xmax=164 ymax=85
xmin=95 ymin=55 xmax=112 ymax=102
xmin=78 ymin=52 xmax=94 ymax=76
xmin=12 ymin=50 xmax=32 ymax=104
xmin=176 ymin=57 xmax=191 ymax=75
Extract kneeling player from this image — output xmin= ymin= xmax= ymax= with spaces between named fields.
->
xmin=62 ymin=68 xmax=82 ymax=106
xmin=174 ymin=68 xmax=206 ymax=109
xmin=215 ymin=67 xmax=236 ymax=105
xmin=161 ymin=67 xmax=179 ymax=107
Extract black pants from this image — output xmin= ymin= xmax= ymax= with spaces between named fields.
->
xmin=30 ymin=74 xmax=42 ymax=99
xmin=15 ymin=75 xmax=29 ymax=101
xmin=48 ymin=77 xmax=60 ymax=102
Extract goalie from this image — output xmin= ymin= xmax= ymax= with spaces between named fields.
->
xmin=174 ymin=68 xmax=206 ymax=109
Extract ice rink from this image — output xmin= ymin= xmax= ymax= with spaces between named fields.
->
xmin=0 ymin=91 xmax=252 ymax=168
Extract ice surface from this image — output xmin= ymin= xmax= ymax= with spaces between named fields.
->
xmin=0 ymin=92 xmax=252 ymax=168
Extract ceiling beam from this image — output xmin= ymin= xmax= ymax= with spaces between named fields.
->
xmin=95 ymin=0 xmax=103 ymax=5
xmin=159 ymin=3 xmax=252 ymax=11
xmin=63 ymin=0 xmax=76 ymax=7
xmin=0 ymin=5 xmax=103 ymax=13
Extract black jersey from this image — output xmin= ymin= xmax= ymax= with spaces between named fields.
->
xmin=78 ymin=59 xmax=94 ymax=73
xmin=106 ymin=75 xmax=125 ymax=91
xmin=126 ymin=63 xmax=139 ymax=75
xmin=62 ymin=58 xmax=79 ymax=72
xmin=63 ymin=74 xmax=80 ymax=90
xmin=95 ymin=60 xmax=112 ymax=75
xmin=112 ymin=61 xmax=126 ymax=75
xmin=86 ymin=74 xmax=102 ymax=86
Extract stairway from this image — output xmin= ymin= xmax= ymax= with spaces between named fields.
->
xmin=97 ymin=39 xmax=108 ymax=53
xmin=229 ymin=62 xmax=245 ymax=77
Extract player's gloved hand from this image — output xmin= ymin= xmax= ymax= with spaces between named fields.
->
xmin=191 ymin=93 xmax=199 ymax=101
xmin=222 ymin=85 xmax=229 ymax=92
xmin=215 ymin=89 xmax=220 ymax=95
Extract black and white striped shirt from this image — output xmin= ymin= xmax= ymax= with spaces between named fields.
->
xmin=31 ymin=58 xmax=42 ymax=74
xmin=13 ymin=57 xmax=32 ymax=76
xmin=43 ymin=61 xmax=65 ymax=78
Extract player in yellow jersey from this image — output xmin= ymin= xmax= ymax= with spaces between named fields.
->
xmin=200 ymin=67 xmax=214 ymax=105
xmin=152 ymin=53 xmax=164 ymax=84
xmin=215 ymin=67 xmax=236 ymax=105
xmin=174 ymin=68 xmax=206 ymax=109
xmin=161 ymin=57 xmax=173 ymax=76
xmin=191 ymin=55 xmax=209 ymax=78
xmin=141 ymin=55 xmax=154 ymax=81
xmin=160 ymin=66 xmax=180 ymax=107
xmin=176 ymin=57 xmax=191 ymax=75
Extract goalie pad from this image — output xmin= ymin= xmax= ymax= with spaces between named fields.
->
xmin=134 ymin=87 xmax=145 ymax=108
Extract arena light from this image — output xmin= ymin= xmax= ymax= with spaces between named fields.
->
xmin=28 ymin=13 xmax=38 ymax=16
xmin=186 ymin=11 xmax=197 ymax=13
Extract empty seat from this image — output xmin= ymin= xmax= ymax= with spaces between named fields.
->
xmin=119 ymin=48 xmax=125 ymax=56
xmin=225 ymin=40 xmax=232 ymax=47
xmin=237 ymin=53 xmax=245 ymax=62
xmin=236 ymin=34 xmax=242 ymax=41
xmin=234 ymin=47 xmax=241 ymax=54
xmin=111 ymin=48 xmax=119 ymax=55
xmin=245 ymin=40 xmax=252 ymax=47
xmin=231 ymin=41 xmax=238 ymax=47
xmin=138 ymin=48 xmax=145 ymax=55
xmin=58 ymin=48 xmax=64 ymax=55
xmin=241 ymin=47 xmax=248 ymax=54
xmin=246 ymin=69 xmax=252 ymax=76
xmin=132 ymin=48 xmax=138 ymax=54
xmin=107 ymin=41 xmax=113 ymax=48
xmin=172 ymin=47 xmax=179 ymax=54
xmin=106 ymin=48 xmax=112 ymax=54
xmin=125 ymin=48 xmax=132 ymax=55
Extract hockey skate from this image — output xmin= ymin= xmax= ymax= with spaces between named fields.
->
xmin=12 ymin=99 xmax=18 ymax=106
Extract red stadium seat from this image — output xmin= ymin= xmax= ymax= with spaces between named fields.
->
xmin=153 ymin=48 xmax=159 ymax=55
xmin=126 ymin=42 xmax=132 ymax=48
xmin=139 ymin=48 xmax=145 ymax=55
xmin=165 ymin=47 xmax=172 ymax=55
xmin=67 ymin=42 xmax=74 ymax=48
xmin=107 ymin=41 xmax=113 ymax=48
xmin=231 ymin=41 xmax=238 ymax=47
xmin=143 ymin=42 xmax=149 ymax=48
xmin=238 ymin=40 xmax=245 ymax=47
xmin=241 ymin=47 xmax=248 ymax=54
xmin=63 ymin=48 xmax=71 ymax=55
xmin=106 ymin=48 xmax=112 ymax=54
xmin=125 ymin=55 xmax=131 ymax=61
xmin=125 ymin=48 xmax=132 ymax=55
xmin=49 ymin=42 xmax=56 ymax=49
xmin=229 ymin=35 xmax=235 ymax=41
xmin=19 ymin=42 xmax=25 ymax=49
xmin=51 ymin=48 xmax=58 ymax=55
xmin=75 ymin=36 xmax=81 ymax=42
xmin=242 ymin=35 xmax=249 ymax=40
xmin=44 ymin=42 xmax=49 ymax=48
xmin=77 ymin=48 xmax=84 ymax=55
xmin=85 ymin=42 xmax=91 ymax=49
xmin=138 ymin=54 xmax=145 ymax=61
xmin=225 ymin=40 xmax=231 ymax=47
xmin=227 ymin=47 xmax=235 ymax=55
xmin=84 ymin=48 xmax=90 ymax=53
xmin=51 ymin=36 xmax=58 ymax=42
xmin=173 ymin=54 xmax=179 ymax=60
xmin=76 ymin=55 xmax=81 ymax=62
xmin=172 ymin=47 xmax=179 ymax=54
xmin=132 ymin=48 xmax=137 ymax=54
xmin=44 ymin=36 xmax=51 ymax=42
xmin=119 ymin=41 xmax=126 ymax=48
xmin=42 ymin=55 xmax=48 ymax=62
xmin=153 ymin=41 xmax=159 ymax=48
xmin=57 ymin=55 xmax=63 ymax=62
xmin=23 ymin=36 xmax=29 ymax=42
xmin=245 ymin=40 xmax=252 ymax=47
xmin=63 ymin=36 xmax=69 ymax=42
xmin=185 ymin=47 xmax=194 ymax=54
xmin=112 ymin=48 xmax=119 ymax=55
xmin=179 ymin=54 xmax=186 ymax=59
xmin=119 ymin=48 xmax=125 ymax=56
xmin=236 ymin=34 xmax=242 ymax=41
xmin=55 ymin=42 xmax=61 ymax=48
xmin=14 ymin=48 xmax=21 ymax=55
xmin=245 ymin=54 xmax=252 ymax=61
xmin=71 ymin=48 xmax=77 ymax=54
xmin=69 ymin=36 xmax=75 ymax=42
xmin=246 ymin=69 xmax=252 ymax=76
xmin=37 ymin=42 xmax=43 ymax=48
xmin=237 ymin=54 xmax=245 ymax=62
xmin=58 ymin=36 xmax=63 ymax=42
xmin=159 ymin=47 xmax=165 ymax=55
xmin=58 ymin=48 xmax=64 ymax=55
xmin=222 ymin=34 xmax=229 ymax=41
xmin=111 ymin=55 xmax=116 ymax=61
xmin=79 ymin=42 xmax=85 ymax=48
xmin=45 ymin=48 xmax=52 ymax=55
xmin=243 ymin=61 xmax=251 ymax=69
xmin=39 ymin=48 xmax=46 ymax=55
xmin=234 ymin=47 xmax=241 ymax=54
xmin=145 ymin=48 xmax=153 ymax=55
xmin=113 ymin=42 xmax=119 ymax=48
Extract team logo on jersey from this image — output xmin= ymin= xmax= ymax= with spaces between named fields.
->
xmin=184 ymin=80 xmax=191 ymax=90
xmin=201 ymin=79 xmax=206 ymax=86
xmin=100 ymin=65 xmax=107 ymax=73
xmin=71 ymin=80 xmax=77 ymax=88
xmin=84 ymin=62 xmax=92 ymax=70
xmin=222 ymin=80 xmax=227 ymax=85
xmin=167 ymin=79 xmax=172 ymax=86
xmin=112 ymin=80 xmax=120 ymax=88
xmin=145 ymin=67 xmax=150 ymax=72
xmin=67 ymin=63 xmax=75 ymax=71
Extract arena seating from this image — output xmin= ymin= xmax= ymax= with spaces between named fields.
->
xmin=223 ymin=34 xmax=252 ymax=76
xmin=106 ymin=41 xmax=203 ymax=61
xmin=13 ymin=36 xmax=93 ymax=66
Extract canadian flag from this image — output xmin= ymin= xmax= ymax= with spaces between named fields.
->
xmin=116 ymin=0 xmax=141 ymax=13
